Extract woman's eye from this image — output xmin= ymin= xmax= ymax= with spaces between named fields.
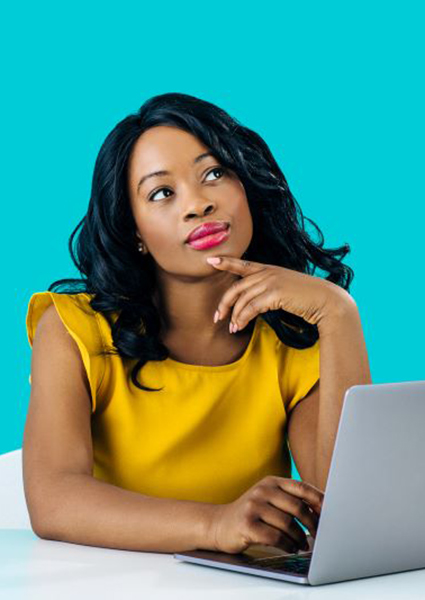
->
xmin=149 ymin=188 xmax=172 ymax=202
xmin=205 ymin=166 xmax=225 ymax=181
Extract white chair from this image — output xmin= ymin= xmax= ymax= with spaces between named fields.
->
xmin=0 ymin=449 xmax=32 ymax=529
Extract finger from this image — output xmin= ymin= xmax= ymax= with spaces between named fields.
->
xmin=303 ymin=505 xmax=320 ymax=538
xmin=275 ymin=477 xmax=324 ymax=514
xmin=206 ymin=255 xmax=266 ymax=277
xmin=216 ymin=274 xmax=266 ymax=323
xmin=231 ymin=285 xmax=275 ymax=330
xmin=249 ymin=520 xmax=300 ymax=554
xmin=233 ymin=290 xmax=279 ymax=331
xmin=258 ymin=503 xmax=309 ymax=551
xmin=270 ymin=491 xmax=320 ymax=538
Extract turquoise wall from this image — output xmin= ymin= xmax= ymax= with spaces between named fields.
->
xmin=3 ymin=2 xmax=424 ymax=479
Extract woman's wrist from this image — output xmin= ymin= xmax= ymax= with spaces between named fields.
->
xmin=199 ymin=502 xmax=223 ymax=552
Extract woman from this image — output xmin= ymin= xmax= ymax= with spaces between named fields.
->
xmin=24 ymin=92 xmax=372 ymax=555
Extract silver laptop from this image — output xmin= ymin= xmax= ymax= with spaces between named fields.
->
xmin=174 ymin=381 xmax=425 ymax=586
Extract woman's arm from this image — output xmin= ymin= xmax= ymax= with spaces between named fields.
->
xmin=288 ymin=300 xmax=372 ymax=491
xmin=205 ymin=255 xmax=373 ymax=493
xmin=24 ymin=304 xmax=217 ymax=553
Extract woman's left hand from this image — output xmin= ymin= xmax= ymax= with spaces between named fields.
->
xmin=206 ymin=256 xmax=353 ymax=332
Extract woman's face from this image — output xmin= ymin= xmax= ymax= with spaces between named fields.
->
xmin=127 ymin=125 xmax=253 ymax=278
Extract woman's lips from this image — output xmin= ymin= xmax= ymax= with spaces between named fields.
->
xmin=186 ymin=226 xmax=231 ymax=250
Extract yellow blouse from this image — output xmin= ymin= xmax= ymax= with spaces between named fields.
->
xmin=26 ymin=291 xmax=320 ymax=505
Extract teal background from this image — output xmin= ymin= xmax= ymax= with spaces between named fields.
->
xmin=2 ymin=1 xmax=424 ymax=483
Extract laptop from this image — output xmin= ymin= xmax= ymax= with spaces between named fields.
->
xmin=174 ymin=381 xmax=425 ymax=585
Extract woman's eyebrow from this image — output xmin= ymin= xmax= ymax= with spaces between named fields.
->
xmin=137 ymin=152 xmax=215 ymax=192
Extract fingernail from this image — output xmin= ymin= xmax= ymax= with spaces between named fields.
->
xmin=214 ymin=310 xmax=220 ymax=323
xmin=207 ymin=257 xmax=221 ymax=265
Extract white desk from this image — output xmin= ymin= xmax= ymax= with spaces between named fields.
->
xmin=1 ymin=449 xmax=425 ymax=599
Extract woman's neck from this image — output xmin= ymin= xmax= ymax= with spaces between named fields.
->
xmin=153 ymin=269 xmax=241 ymax=340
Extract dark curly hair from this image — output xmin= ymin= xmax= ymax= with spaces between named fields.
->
xmin=48 ymin=92 xmax=354 ymax=392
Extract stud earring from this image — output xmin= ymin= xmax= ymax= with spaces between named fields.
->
xmin=138 ymin=242 xmax=145 ymax=253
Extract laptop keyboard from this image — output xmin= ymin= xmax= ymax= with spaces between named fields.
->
xmin=248 ymin=553 xmax=312 ymax=575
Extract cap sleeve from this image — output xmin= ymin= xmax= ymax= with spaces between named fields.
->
xmin=25 ymin=291 xmax=107 ymax=414
xmin=278 ymin=338 xmax=320 ymax=415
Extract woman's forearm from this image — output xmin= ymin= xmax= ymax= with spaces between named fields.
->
xmin=32 ymin=472 xmax=219 ymax=553
xmin=316 ymin=301 xmax=372 ymax=490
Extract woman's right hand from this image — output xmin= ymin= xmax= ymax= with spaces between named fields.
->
xmin=208 ymin=476 xmax=324 ymax=554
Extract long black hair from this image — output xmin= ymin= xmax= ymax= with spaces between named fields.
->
xmin=49 ymin=92 xmax=354 ymax=392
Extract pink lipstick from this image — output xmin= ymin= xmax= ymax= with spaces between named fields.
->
xmin=186 ymin=227 xmax=231 ymax=250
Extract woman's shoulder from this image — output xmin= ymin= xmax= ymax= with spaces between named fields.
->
xmin=26 ymin=290 xmax=110 ymax=414
xmin=26 ymin=291 xmax=108 ymax=353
